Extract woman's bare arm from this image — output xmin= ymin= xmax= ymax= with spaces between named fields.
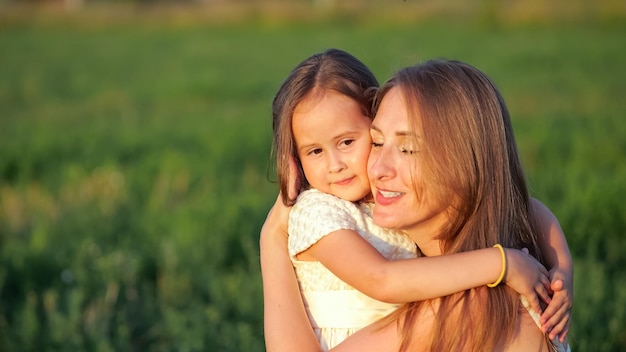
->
xmin=531 ymin=198 xmax=573 ymax=342
xmin=260 ymin=196 xmax=323 ymax=352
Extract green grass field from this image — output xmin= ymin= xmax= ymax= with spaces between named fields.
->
xmin=1 ymin=5 xmax=625 ymax=351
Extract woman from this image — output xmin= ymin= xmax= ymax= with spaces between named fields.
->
xmin=260 ymin=59 xmax=572 ymax=351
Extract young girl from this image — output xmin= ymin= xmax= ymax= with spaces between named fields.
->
xmin=264 ymin=49 xmax=572 ymax=350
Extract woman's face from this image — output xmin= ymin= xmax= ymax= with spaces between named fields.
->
xmin=368 ymin=87 xmax=449 ymax=251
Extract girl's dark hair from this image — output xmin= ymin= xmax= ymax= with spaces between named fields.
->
xmin=272 ymin=48 xmax=379 ymax=205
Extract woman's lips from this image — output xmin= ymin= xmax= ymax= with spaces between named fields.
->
xmin=374 ymin=188 xmax=404 ymax=205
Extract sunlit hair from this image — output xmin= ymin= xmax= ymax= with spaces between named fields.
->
xmin=272 ymin=48 xmax=379 ymax=205
xmin=373 ymin=59 xmax=545 ymax=351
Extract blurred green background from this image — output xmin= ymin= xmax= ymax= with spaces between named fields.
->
xmin=1 ymin=1 xmax=625 ymax=351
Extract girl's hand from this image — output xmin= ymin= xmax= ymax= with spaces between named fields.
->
xmin=503 ymin=248 xmax=552 ymax=315
xmin=540 ymin=268 xmax=573 ymax=342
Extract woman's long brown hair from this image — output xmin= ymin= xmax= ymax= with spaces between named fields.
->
xmin=374 ymin=59 xmax=544 ymax=351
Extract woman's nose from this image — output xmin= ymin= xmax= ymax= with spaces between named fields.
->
xmin=368 ymin=147 xmax=393 ymax=180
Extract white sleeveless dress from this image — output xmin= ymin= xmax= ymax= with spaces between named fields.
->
xmin=288 ymin=189 xmax=418 ymax=350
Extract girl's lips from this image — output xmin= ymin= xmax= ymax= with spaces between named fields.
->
xmin=334 ymin=176 xmax=355 ymax=186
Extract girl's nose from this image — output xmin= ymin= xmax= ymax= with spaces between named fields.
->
xmin=328 ymin=150 xmax=346 ymax=173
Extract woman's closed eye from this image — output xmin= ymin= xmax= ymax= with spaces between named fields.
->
xmin=400 ymin=146 xmax=418 ymax=155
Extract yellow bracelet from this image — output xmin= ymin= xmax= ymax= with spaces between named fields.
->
xmin=488 ymin=244 xmax=506 ymax=288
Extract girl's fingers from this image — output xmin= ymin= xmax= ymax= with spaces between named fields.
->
xmin=536 ymin=282 xmax=551 ymax=306
xmin=528 ymin=272 xmax=550 ymax=314
xmin=558 ymin=327 xmax=570 ymax=343
xmin=547 ymin=309 xmax=571 ymax=341
xmin=539 ymin=264 xmax=550 ymax=278
xmin=540 ymin=303 xmax=559 ymax=326
xmin=550 ymin=278 xmax=564 ymax=292
xmin=526 ymin=293 xmax=542 ymax=315
xmin=541 ymin=300 xmax=570 ymax=335
xmin=537 ymin=266 xmax=552 ymax=301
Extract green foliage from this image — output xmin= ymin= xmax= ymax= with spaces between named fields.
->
xmin=1 ymin=10 xmax=625 ymax=351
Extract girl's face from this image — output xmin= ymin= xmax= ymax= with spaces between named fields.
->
xmin=292 ymin=90 xmax=373 ymax=202
xmin=368 ymin=87 xmax=449 ymax=252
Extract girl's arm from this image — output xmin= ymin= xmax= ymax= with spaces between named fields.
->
xmin=531 ymin=198 xmax=573 ymax=342
xmin=302 ymin=226 xmax=550 ymax=313
xmin=260 ymin=195 xmax=322 ymax=352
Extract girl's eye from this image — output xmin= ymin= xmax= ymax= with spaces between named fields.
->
xmin=340 ymin=139 xmax=355 ymax=147
xmin=371 ymin=142 xmax=383 ymax=148
xmin=308 ymin=148 xmax=322 ymax=156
